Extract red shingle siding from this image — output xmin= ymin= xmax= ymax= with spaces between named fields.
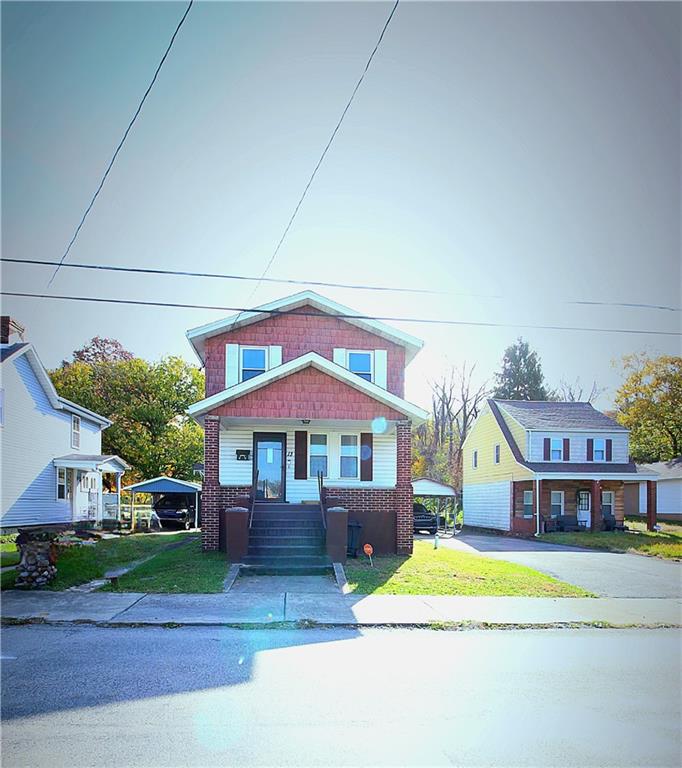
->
xmin=204 ymin=308 xmax=406 ymax=397
xmin=209 ymin=367 xmax=406 ymax=421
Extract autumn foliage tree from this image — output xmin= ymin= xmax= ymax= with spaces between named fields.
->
xmin=614 ymin=354 xmax=682 ymax=462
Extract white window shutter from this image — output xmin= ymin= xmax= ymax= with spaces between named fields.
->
xmin=225 ymin=344 xmax=240 ymax=388
xmin=268 ymin=345 xmax=282 ymax=369
xmin=374 ymin=350 xmax=387 ymax=389
xmin=333 ymin=348 xmax=347 ymax=367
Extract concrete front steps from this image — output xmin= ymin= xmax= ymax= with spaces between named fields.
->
xmin=242 ymin=503 xmax=333 ymax=575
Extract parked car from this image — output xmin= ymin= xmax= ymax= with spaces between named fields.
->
xmin=152 ymin=494 xmax=199 ymax=530
xmin=413 ymin=502 xmax=437 ymax=535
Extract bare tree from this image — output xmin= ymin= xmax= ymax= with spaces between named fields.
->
xmin=557 ymin=377 xmax=604 ymax=403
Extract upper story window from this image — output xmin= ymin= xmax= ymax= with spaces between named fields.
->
xmin=71 ymin=415 xmax=81 ymax=449
xmin=550 ymin=438 xmax=563 ymax=461
xmin=593 ymin=438 xmax=606 ymax=462
xmin=240 ymin=347 xmax=268 ymax=382
xmin=494 ymin=444 xmax=500 ymax=464
xmin=472 ymin=450 xmax=478 ymax=469
xmin=347 ymin=351 xmax=373 ymax=382
xmin=309 ymin=434 xmax=328 ymax=478
xmin=340 ymin=435 xmax=359 ymax=478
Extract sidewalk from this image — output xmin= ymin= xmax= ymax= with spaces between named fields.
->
xmin=2 ymin=589 xmax=680 ymax=627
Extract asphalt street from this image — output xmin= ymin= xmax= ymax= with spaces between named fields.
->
xmin=2 ymin=624 xmax=680 ymax=767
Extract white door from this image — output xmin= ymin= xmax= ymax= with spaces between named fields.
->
xmin=577 ymin=490 xmax=591 ymax=528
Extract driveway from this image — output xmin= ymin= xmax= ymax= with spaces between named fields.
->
xmin=424 ymin=533 xmax=682 ymax=598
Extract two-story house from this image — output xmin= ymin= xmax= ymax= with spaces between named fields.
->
xmin=462 ymin=399 xmax=659 ymax=534
xmin=186 ymin=291 xmax=428 ymax=560
xmin=1 ymin=317 xmax=128 ymax=530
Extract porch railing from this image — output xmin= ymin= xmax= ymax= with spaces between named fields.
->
xmin=317 ymin=471 xmax=327 ymax=531
xmin=248 ymin=470 xmax=259 ymax=529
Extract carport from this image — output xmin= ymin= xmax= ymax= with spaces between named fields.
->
xmin=122 ymin=476 xmax=201 ymax=530
xmin=412 ymin=477 xmax=458 ymax=535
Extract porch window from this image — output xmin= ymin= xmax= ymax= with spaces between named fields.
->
xmin=240 ymin=347 xmax=267 ymax=382
xmin=472 ymin=450 xmax=478 ymax=469
xmin=550 ymin=490 xmax=564 ymax=518
xmin=309 ymin=434 xmax=328 ymax=478
xmin=347 ymin=351 xmax=373 ymax=382
xmin=523 ymin=490 xmax=533 ymax=518
xmin=602 ymin=490 xmax=614 ymax=517
xmin=71 ymin=415 xmax=81 ymax=449
xmin=550 ymin=438 xmax=563 ymax=461
xmin=340 ymin=435 xmax=359 ymax=478
xmin=593 ymin=438 xmax=606 ymax=462
xmin=494 ymin=444 xmax=500 ymax=464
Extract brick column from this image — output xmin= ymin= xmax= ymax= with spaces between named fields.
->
xmin=395 ymin=421 xmax=413 ymax=555
xmin=202 ymin=416 xmax=221 ymax=551
xmin=591 ymin=479 xmax=601 ymax=532
xmin=646 ymin=480 xmax=657 ymax=531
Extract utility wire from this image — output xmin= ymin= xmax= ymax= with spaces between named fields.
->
xmin=47 ymin=0 xmax=195 ymax=288
xmin=240 ymin=0 xmax=401 ymax=314
xmin=3 ymin=291 xmax=680 ymax=336
xmin=5 ymin=257 xmax=680 ymax=313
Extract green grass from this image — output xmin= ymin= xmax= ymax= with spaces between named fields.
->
xmin=345 ymin=540 xmax=591 ymax=597
xmin=100 ymin=537 xmax=227 ymax=593
xmin=0 ymin=537 xmax=19 ymax=568
xmin=539 ymin=519 xmax=682 ymax=560
xmin=1 ymin=532 xmax=194 ymax=590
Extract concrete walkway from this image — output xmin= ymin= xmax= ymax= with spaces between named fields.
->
xmin=2 ymin=589 xmax=680 ymax=627
xmin=425 ymin=533 xmax=682 ymax=598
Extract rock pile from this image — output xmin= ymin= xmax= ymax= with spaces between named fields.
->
xmin=15 ymin=529 xmax=60 ymax=588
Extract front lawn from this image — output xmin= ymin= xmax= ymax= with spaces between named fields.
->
xmin=0 ymin=535 xmax=19 ymax=568
xmin=539 ymin=521 xmax=682 ymax=560
xmin=1 ymin=532 xmax=194 ymax=590
xmin=101 ymin=537 xmax=227 ymax=593
xmin=345 ymin=540 xmax=591 ymax=596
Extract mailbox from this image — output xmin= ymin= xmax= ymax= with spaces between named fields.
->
xmin=236 ymin=449 xmax=251 ymax=461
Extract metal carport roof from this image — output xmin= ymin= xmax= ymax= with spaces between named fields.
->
xmin=122 ymin=476 xmax=201 ymax=494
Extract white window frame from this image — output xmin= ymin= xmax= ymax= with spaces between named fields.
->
xmin=550 ymin=438 xmax=563 ymax=461
xmin=550 ymin=490 xmax=564 ymax=518
xmin=523 ymin=490 xmax=533 ymax=518
xmin=472 ymin=450 xmax=478 ymax=469
xmin=593 ymin=438 xmax=606 ymax=462
xmin=56 ymin=467 xmax=67 ymax=500
xmin=239 ymin=346 xmax=269 ymax=383
xmin=346 ymin=350 xmax=374 ymax=383
xmin=601 ymin=490 xmax=614 ymax=516
xmin=339 ymin=433 xmax=360 ymax=479
xmin=309 ymin=433 xmax=329 ymax=478
xmin=71 ymin=415 xmax=81 ymax=449
xmin=494 ymin=444 xmax=500 ymax=464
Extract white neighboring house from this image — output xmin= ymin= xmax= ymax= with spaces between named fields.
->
xmin=627 ymin=458 xmax=682 ymax=520
xmin=0 ymin=327 xmax=128 ymax=530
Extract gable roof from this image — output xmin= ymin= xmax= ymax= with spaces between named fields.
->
xmin=637 ymin=458 xmax=682 ymax=481
xmin=187 ymin=351 xmax=429 ymax=425
xmin=495 ymin=399 xmax=627 ymax=432
xmin=123 ymin=476 xmax=201 ymax=493
xmin=1 ymin=342 xmax=112 ymax=428
xmin=186 ymin=290 xmax=424 ymax=365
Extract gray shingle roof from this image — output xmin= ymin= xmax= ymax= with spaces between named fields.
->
xmin=0 ymin=342 xmax=29 ymax=363
xmin=495 ymin=399 xmax=626 ymax=431
xmin=637 ymin=458 xmax=682 ymax=481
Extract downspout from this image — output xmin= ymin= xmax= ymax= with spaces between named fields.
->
xmin=535 ymin=476 xmax=541 ymax=537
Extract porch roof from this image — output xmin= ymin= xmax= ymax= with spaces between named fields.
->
xmin=187 ymin=351 xmax=429 ymax=426
xmin=53 ymin=454 xmax=129 ymax=473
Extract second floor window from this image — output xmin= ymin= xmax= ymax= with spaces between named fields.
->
xmin=550 ymin=438 xmax=563 ymax=461
xmin=347 ymin=351 xmax=373 ymax=382
xmin=593 ymin=438 xmax=606 ymax=461
xmin=71 ymin=415 xmax=81 ymax=449
xmin=241 ymin=347 xmax=267 ymax=381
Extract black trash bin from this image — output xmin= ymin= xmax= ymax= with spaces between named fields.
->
xmin=347 ymin=520 xmax=363 ymax=558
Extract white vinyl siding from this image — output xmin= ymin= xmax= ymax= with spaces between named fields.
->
xmin=219 ymin=426 xmax=397 ymax=502
xmin=528 ymin=432 xmax=629 ymax=463
xmin=463 ymin=481 xmax=511 ymax=531
xmin=1 ymin=354 xmax=103 ymax=528
xmin=656 ymin=480 xmax=682 ymax=516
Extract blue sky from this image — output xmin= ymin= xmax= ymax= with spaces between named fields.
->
xmin=2 ymin=1 xmax=680 ymax=410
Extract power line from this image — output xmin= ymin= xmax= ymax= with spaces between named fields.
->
xmin=241 ymin=0 xmax=401 ymax=312
xmin=3 ymin=291 xmax=680 ymax=337
xmin=6 ymin=257 xmax=681 ymax=312
xmin=47 ymin=0 xmax=195 ymax=288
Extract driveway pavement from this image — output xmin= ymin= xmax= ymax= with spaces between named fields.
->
xmin=427 ymin=532 xmax=682 ymax=598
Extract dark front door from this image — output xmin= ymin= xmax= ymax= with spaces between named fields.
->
xmin=253 ymin=433 xmax=286 ymax=502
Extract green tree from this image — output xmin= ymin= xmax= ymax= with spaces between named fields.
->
xmin=50 ymin=353 xmax=204 ymax=483
xmin=614 ymin=354 xmax=682 ymax=462
xmin=493 ymin=338 xmax=552 ymax=401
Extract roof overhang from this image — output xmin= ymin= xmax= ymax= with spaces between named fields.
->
xmin=187 ymin=351 xmax=429 ymax=426
xmin=54 ymin=455 xmax=129 ymax=473
xmin=185 ymin=290 xmax=424 ymax=366
xmin=533 ymin=471 xmax=660 ymax=482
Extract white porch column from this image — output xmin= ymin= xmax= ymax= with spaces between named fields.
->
xmin=116 ymin=473 xmax=122 ymax=521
